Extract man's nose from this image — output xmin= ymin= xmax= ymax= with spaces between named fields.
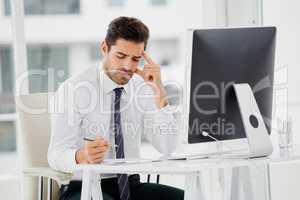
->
xmin=123 ymin=59 xmax=136 ymax=71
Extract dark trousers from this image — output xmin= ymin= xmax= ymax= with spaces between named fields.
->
xmin=59 ymin=174 xmax=184 ymax=200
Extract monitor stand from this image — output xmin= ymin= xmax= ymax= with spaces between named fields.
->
xmin=233 ymin=83 xmax=273 ymax=158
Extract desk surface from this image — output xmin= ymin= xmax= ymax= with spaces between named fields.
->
xmin=75 ymin=151 xmax=300 ymax=174
xmin=76 ymin=147 xmax=300 ymax=200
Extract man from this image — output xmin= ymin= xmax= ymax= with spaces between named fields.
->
xmin=48 ymin=16 xmax=183 ymax=200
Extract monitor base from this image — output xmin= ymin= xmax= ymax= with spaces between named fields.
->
xmin=233 ymin=83 xmax=273 ymax=158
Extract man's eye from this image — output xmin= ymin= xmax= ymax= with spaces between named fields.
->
xmin=132 ymin=58 xmax=140 ymax=62
xmin=116 ymin=55 xmax=125 ymax=59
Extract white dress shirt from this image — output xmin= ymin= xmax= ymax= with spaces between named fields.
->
xmin=48 ymin=65 xmax=179 ymax=179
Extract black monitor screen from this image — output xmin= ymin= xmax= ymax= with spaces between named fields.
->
xmin=188 ymin=27 xmax=276 ymax=144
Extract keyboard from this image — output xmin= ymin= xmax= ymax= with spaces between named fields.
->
xmin=168 ymin=148 xmax=250 ymax=160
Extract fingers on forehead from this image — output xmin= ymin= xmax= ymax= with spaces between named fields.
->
xmin=142 ymin=52 xmax=154 ymax=64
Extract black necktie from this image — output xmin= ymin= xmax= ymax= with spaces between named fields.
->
xmin=113 ymin=87 xmax=131 ymax=200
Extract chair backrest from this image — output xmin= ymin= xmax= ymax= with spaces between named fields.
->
xmin=16 ymin=93 xmax=51 ymax=168
xmin=16 ymin=93 xmax=60 ymax=200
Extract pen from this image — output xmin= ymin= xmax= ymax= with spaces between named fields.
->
xmin=83 ymin=137 xmax=95 ymax=142
xmin=84 ymin=137 xmax=119 ymax=148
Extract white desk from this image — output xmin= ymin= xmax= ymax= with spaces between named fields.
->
xmin=75 ymin=153 xmax=300 ymax=200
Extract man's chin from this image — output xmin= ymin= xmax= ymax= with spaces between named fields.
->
xmin=118 ymin=76 xmax=131 ymax=85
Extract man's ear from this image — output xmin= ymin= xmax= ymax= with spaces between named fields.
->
xmin=100 ymin=40 xmax=108 ymax=56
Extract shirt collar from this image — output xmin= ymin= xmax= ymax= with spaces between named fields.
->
xmin=98 ymin=66 xmax=131 ymax=96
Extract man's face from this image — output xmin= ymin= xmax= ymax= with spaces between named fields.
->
xmin=101 ymin=38 xmax=144 ymax=85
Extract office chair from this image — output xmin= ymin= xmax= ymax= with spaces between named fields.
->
xmin=16 ymin=93 xmax=73 ymax=200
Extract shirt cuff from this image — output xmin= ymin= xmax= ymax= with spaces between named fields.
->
xmin=152 ymin=104 xmax=177 ymax=123
xmin=68 ymin=149 xmax=78 ymax=173
xmin=56 ymin=148 xmax=77 ymax=173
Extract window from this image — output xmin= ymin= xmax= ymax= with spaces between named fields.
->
xmin=27 ymin=45 xmax=69 ymax=93
xmin=0 ymin=44 xmax=69 ymax=155
xmin=0 ymin=122 xmax=16 ymax=152
xmin=107 ymin=0 xmax=125 ymax=7
xmin=90 ymin=43 xmax=103 ymax=62
xmin=0 ymin=45 xmax=69 ymax=109
xmin=0 ymin=47 xmax=15 ymax=114
xmin=0 ymin=45 xmax=69 ymax=154
xmin=0 ymin=47 xmax=15 ymax=152
xmin=147 ymin=39 xmax=179 ymax=66
xmin=150 ymin=0 xmax=167 ymax=6
xmin=4 ymin=0 xmax=80 ymax=16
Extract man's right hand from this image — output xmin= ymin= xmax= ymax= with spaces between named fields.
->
xmin=75 ymin=137 xmax=109 ymax=164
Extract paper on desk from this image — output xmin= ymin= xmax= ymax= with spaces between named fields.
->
xmin=102 ymin=158 xmax=154 ymax=165
xmin=102 ymin=154 xmax=212 ymax=166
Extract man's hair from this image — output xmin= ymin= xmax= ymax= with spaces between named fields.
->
xmin=105 ymin=16 xmax=150 ymax=50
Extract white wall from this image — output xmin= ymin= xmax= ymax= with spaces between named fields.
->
xmin=0 ymin=0 xmax=203 ymax=43
xmin=227 ymin=0 xmax=262 ymax=26
xmin=269 ymin=160 xmax=300 ymax=200
xmin=261 ymin=2 xmax=300 ymax=200
xmin=202 ymin=0 xmax=262 ymax=27
xmin=0 ymin=174 xmax=18 ymax=199
xmin=263 ymin=0 xmax=300 ymax=143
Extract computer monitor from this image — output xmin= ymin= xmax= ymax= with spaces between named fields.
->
xmin=185 ymin=27 xmax=276 ymax=145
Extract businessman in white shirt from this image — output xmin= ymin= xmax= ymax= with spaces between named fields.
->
xmin=48 ymin=16 xmax=184 ymax=200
